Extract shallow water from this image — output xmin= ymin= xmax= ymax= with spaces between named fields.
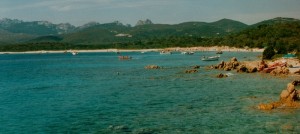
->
xmin=0 ymin=51 xmax=299 ymax=133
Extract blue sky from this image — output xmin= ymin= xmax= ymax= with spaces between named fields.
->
xmin=0 ymin=0 xmax=300 ymax=26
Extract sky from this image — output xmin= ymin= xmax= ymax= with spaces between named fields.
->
xmin=0 ymin=0 xmax=300 ymax=26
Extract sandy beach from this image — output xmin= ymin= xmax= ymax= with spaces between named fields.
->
xmin=0 ymin=46 xmax=264 ymax=54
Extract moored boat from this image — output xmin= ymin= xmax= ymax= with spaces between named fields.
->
xmin=181 ymin=51 xmax=194 ymax=55
xmin=201 ymin=55 xmax=220 ymax=61
xmin=160 ymin=51 xmax=172 ymax=55
xmin=71 ymin=51 xmax=78 ymax=55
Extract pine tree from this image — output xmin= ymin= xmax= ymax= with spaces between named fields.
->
xmin=263 ymin=46 xmax=276 ymax=59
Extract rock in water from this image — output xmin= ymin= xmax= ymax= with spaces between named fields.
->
xmin=145 ymin=65 xmax=160 ymax=69
xmin=217 ymin=73 xmax=228 ymax=78
xmin=185 ymin=69 xmax=198 ymax=73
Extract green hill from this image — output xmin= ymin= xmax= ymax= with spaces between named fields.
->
xmin=27 ymin=35 xmax=63 ymax=43
xmin=61 ymin=18 xmax=248 ymax=45
xmin=0 ymin=29 xmax=36 ymax=45
xmin=221 ymin=19 xmax=300 ymax=51
xmin=1 ymin=17 xmax=300 ymax=53
xmin=251 ymin=17 xmax=300 ymax=27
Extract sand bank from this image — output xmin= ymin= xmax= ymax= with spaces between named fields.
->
xmin=0 ymin=46 xmax=264 ymax=54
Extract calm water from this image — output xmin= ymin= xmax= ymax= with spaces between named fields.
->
xmin=0 ymin=51 xmax=299 ymax=133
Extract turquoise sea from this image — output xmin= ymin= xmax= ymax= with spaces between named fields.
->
xmin=0 ymin=51 xmax=299 ymax=133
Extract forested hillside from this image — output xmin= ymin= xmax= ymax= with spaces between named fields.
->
xmin=0 ymin=17 xmax=299 ymax=53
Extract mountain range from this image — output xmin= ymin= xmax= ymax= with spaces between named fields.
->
xmin=0 ymin=17 xmax=299 ymax=45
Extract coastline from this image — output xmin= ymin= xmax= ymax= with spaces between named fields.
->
xmin=0 ymin=46 xmax=264 ymax=54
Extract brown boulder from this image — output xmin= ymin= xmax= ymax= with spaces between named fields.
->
xmin=297 ymin=90 xmax=300 ymax=99
xmin=258 ymin=103 xmax=275 ymax=110
xmin=217 ymin=61 xmax=225 ymax=69
xmin=231 ymin=57 xmax=237 ymax=62
xmin=247 ymin=67 xmax=257 ymax=73
xmin=224 ymin=66 xmax=231 ymax=71
xmin=270 ymin=67 xmax=289 ymax=76
xmin=280 ymin=90 xmax=290 ymax=100
xmin=286 ymin=83 xmax=295 ymax=93
xmin=237 ymin=65 xmax=247 ymax=72
xmin=232 ymin=61 xmax=240 ymax=69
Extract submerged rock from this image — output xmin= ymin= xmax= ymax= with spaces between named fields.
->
xmin=217 ymin=73 xmax=228 ymax=78
xmin=192 ymin=65 xmax=200 ymax=69
xmin=133 ymin=128 xmax=154 ymax=134
xmin=185 ymin=69 xmax=198 ymax=73
xmin=108 ymin=125 xmax=131 ymax=132
xmin=145 ymin=65 xmax=160 ymax=69
xmin=258 ymin=103 xmax=275 ymax=110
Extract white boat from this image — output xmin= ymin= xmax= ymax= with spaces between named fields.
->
xmin=71 ymin=51 xmax=78 ymax=55
xmin=181 ymin=51 xmax=194 ymax=55
xmin=201 ymin=55 xmax=220 ymax=61
xmin=160 ymin=51 xmax=172 ymax=55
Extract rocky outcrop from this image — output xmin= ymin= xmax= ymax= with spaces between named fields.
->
xmin=212 ymin=57 xmax=258 ymax=73
xmin=260 ymin=60 xmax=288 ymax=75
xmin=212 ymin=58 xmax=290 ymax=76
xmin=258 ymin=80 xmax=300 ymax=110
xmin=223 ymin=57 xmax=240 ymax=71
xmin=145 ymin=65 xmax=160 ymax=69
xmin=280 ymin=81 xmax=300 ymax=102
xmin=269 ymin=66 xmax=289 ymax=76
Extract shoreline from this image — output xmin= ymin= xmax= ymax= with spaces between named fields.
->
xmin=0 ymin=46 xmax=264 ymax=54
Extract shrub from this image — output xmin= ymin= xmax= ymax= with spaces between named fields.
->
xmin=263 ymin=46 xmax=276 ymax=59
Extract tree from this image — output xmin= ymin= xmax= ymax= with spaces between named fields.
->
xmin=263 ymin=46 xmax=276 ymax=59
xmin=275 ymin=41 xmax=287 ymax=54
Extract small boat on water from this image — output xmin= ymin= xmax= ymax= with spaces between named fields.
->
xmin=181 ymin=51 xmax=194 ymax=55
xmin=71 ymin=51 xmax=78 ymax=55
xmin=118 ymin=56 xmax=132 ymax=60
xmin=160 ymin=51 xmax=172 ymax=55
xmin=216 ymin=51 xmax=223 ymax=54
xmin=201 ymin=55 xmax=220 ymax=61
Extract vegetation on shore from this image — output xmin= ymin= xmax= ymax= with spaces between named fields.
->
xmin=0 ymin=18 xmax=300 ymax=58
